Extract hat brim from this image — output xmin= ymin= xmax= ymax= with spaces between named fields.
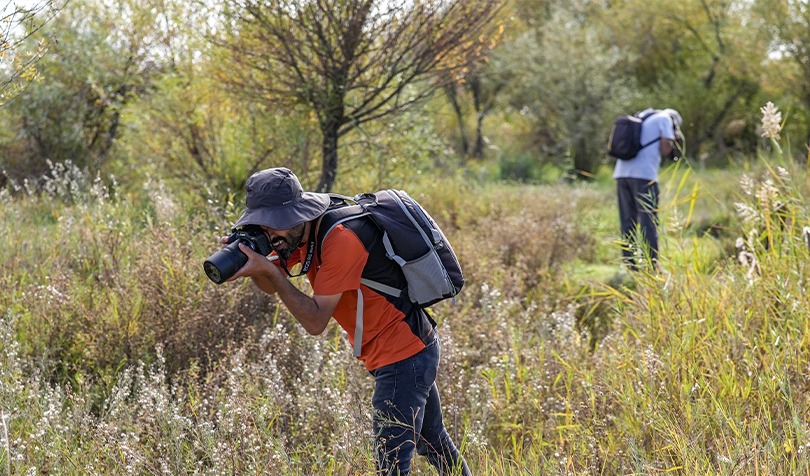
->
xmin=234 ymin=192 xmax=331 ymax=230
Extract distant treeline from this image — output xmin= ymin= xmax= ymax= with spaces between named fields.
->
xmin=1 ymin=0 xmax=808 ymax=190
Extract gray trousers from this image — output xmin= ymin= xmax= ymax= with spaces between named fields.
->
xmin=617 ymin=178 xmax=659 ymax=270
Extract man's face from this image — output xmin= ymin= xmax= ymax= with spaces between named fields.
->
xmin=260 ymin=223 xmax=307 ymax=260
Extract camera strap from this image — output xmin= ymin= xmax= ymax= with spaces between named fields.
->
xmin=279 ymin=224 xmax=318 ymax=278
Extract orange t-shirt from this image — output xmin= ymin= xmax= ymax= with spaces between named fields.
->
xmin=274 ymin=223 xmax=426 ymax=370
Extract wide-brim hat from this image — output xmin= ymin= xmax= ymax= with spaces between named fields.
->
xmin=234 ymin=168 xmax=331 ymax=230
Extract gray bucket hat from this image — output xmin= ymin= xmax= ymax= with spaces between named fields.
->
xmin=234 ymin=168 xmax=331 ymax=230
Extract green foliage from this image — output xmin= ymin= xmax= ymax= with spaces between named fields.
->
xmin=758 ymin=0 xmax=810 ymax=137
xmin=5 ymin=0 xmax=810 ymax=472
xmin=0 ymin=0 xmax=59 ymax=106
xmin=488 ymin=0 xmax=810 ymax=173
xmin=0 ymin=162 xmax=281 ymax=391
xmin=494 ymin=0 xmax=640 ymax=176
xmin=589 ymin=159 xmax=810 ymax=473
xmin=494 ymin=151 xmax=564 ymax=183
xmin=118 ymin=69 xmax=322 ymax=196
xmin=0 ymin=0 xmax=164 ymax=182
xmin=8 ymin=109 xmax=810 ymax=474
xmin=215 ymin=0 xmax=501 ymax=191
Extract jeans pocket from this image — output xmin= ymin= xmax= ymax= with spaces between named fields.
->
xmin=412 ymin=337 xmax=439 ymax=392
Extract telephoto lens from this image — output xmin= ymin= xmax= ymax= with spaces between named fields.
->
xmin=204 ymin=226 xmax=273 ymax=284
xmin=204 ymin=240 xmax=249 ymax=284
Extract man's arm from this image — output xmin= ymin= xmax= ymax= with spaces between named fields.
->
xmin=229 ymin=242 xmax=339 ymax=335
xmin=250 ymin=275 xmax=278 ymax=295
xmin=660 ymin=138 xmax=675 ymax=158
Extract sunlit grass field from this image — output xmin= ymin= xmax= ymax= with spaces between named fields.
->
xmin=3 ymin=133 xmax=810 ymax=475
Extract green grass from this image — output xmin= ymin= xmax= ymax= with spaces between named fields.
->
xmin=4 ymin=140 xmax=810 ymax=474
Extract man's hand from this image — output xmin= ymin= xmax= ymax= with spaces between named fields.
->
xmin=227 ymin=242 xmax=281 ymax=280
xmin=221 ymin=241 xmax=282 ymax=295
xmin=229 ymin=242 xmax=339 ymax=335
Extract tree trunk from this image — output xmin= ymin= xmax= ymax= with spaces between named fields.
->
xmin=572 ymin=140 xmax=597 ymax=181
xmin=317 ymin=120 xmax=340 ymax=193
xmin=443 ymin=84 xmax=470 ymax=160
xmin=474 ymin=112 xmax=485 ymax=159
xmin=470 ymin=75 xmax=485 ymax=159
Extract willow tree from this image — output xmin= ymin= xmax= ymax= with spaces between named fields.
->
xmin=1 ymin=0 xmax=170 ymax=181
xmin=218 ymin=0 xmax=502 ymax=192
xmin=599 ymin=0 xmax=772 ymax=163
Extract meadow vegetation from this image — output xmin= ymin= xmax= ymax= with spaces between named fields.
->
xmin=3 ymin=112 xmax=810 ymax=475
xmin=1 ymin=0 xmax=810 ymax=472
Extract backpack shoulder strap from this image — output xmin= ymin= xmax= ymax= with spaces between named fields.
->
xmin=315 ymin=202 xmax=371 ymax=261
xmin=313 ymin=195 xmax=371 ymax=359
xmin=640 ymin=137 xmax=661 ymax=149
xmin=637 ymin=109 xmax=661 ymax=121
xmin=639 ymin=109 xmax=663 ymax=149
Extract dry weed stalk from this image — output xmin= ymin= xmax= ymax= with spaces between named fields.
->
xmin=1 ymin=408 xmax=10 ymax=476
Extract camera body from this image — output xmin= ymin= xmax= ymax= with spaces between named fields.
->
xmin=669 ymin=135 xmax=685 ymax=161
xmin=204 ymin=225 xmax=274 ymax=284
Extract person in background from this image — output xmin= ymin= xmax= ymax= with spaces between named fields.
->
xmin=613 ymin=108 xmax=683 ymax=271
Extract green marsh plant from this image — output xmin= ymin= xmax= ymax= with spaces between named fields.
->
xmin=9 ymin=111 xmax=810 ymax=473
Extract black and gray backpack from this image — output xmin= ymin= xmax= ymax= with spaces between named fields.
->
xmin=315 ymin=189 xmax=464 ymax=356
xmin=607 ymin=109 xmax=662 ymax=160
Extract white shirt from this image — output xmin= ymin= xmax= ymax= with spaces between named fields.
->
xmin=612 ymin=110 xmax=676 ymax=182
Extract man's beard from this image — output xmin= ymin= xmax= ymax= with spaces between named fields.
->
xmin=271 ymin=223 xmax=306 ymax=260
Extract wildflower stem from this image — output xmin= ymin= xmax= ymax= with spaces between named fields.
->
xmin=805 ymin=145 xmax=810 ymax=170
xmin=770 ymin=137 xmax=783 ymax=157
xmin=1 ymin=409 xmax=10 ymax=476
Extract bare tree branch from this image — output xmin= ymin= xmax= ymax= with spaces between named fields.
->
xmin=216 ymin=0 xmax=502 ymax=191
xmin=0 ymin=0 xmax=62 ymax=105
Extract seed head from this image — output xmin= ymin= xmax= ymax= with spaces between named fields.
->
xmin=760 ymin=101 xmax=782 ymax=140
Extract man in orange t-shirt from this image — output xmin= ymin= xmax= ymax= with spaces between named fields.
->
xmin=220 ymin=167 xmax=470 ymax=476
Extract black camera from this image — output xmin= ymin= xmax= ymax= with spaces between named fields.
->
xmin=204 ymin=225 xmax=273 ymax=284
xmin=669 ymin=136 xmax=685 ymax=161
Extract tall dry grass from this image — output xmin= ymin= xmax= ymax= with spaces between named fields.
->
xmin=4 ymin=105 xmax=810 ymax=474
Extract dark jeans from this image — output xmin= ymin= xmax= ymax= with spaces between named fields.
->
xmin=370 ymin=331 xmax=471 ymax=476
xmin=617 ymin=178 xmax=660 ymax=270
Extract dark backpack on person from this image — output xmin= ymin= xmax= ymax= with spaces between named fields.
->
xmin=317 ymin=190 xmax=464 ymax=306
xmin=607 ymin=110 xmax=661 ymax=160
xmin=314 ymin=190 xmax=464 ymax=357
